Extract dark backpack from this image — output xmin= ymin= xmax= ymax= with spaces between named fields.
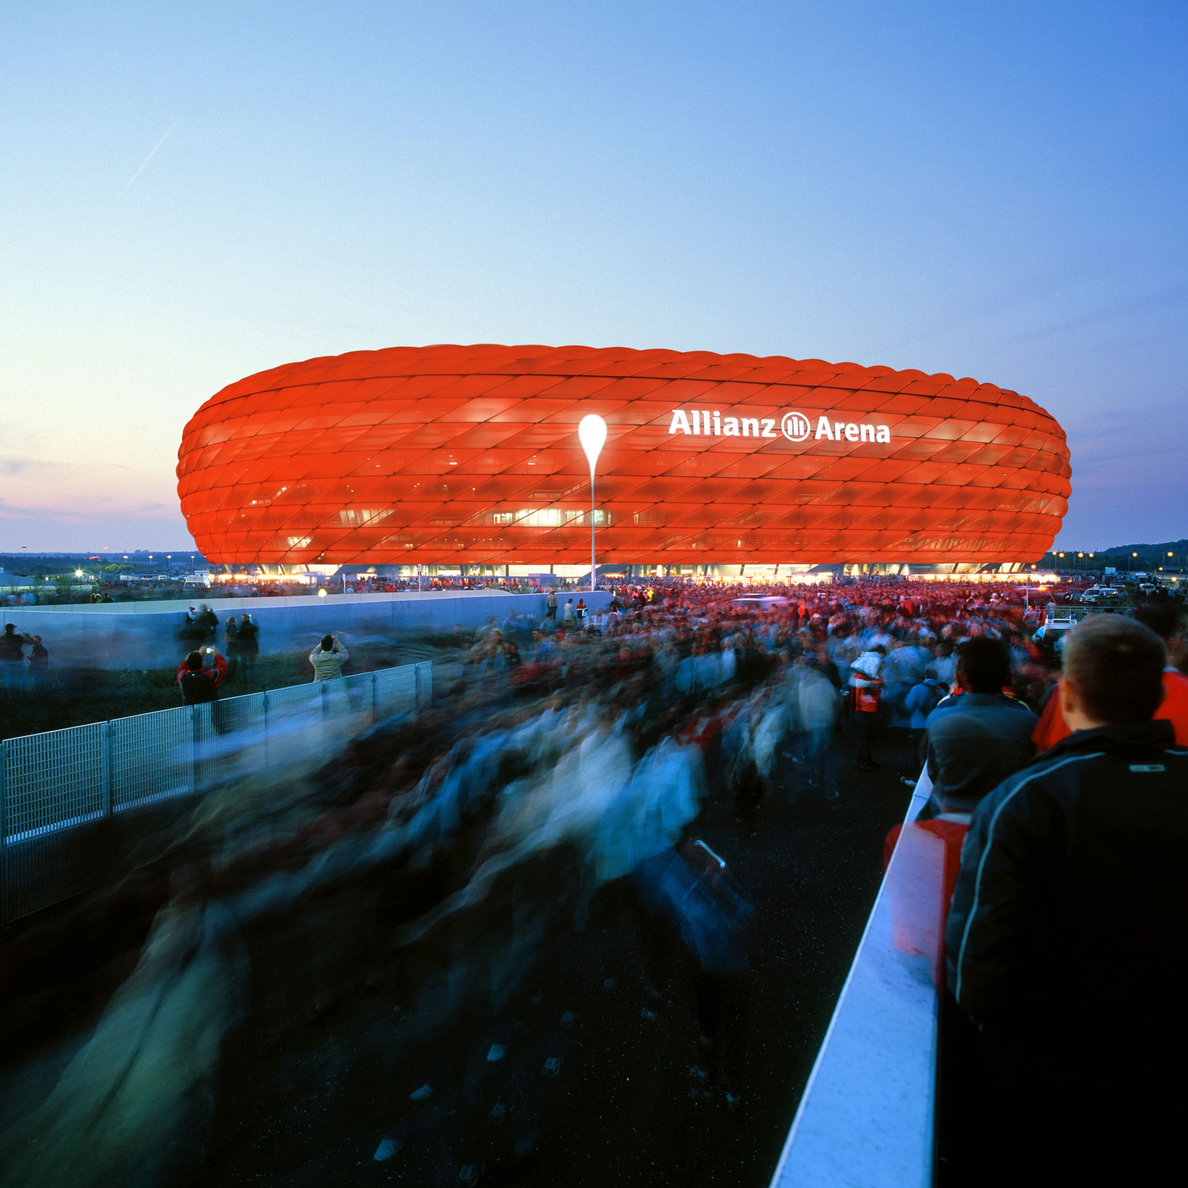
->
xmin=180 ymin=669 xmax=219 ymax=704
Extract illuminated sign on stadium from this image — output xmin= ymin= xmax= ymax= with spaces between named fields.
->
xmin=177 ymin=344 xmax=1071 ymax=565
xmin=668 ymin=408 xmax=891 ymax=444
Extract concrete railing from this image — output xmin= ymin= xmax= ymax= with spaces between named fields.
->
xmin=0 ymin=662 xmax=432 ymax=924
xmin=770 ymin=769 xmax=941 ymax=1188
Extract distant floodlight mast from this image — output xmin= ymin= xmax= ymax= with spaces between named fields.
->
xmin=578 ymin=414 xmax=608 ymax=593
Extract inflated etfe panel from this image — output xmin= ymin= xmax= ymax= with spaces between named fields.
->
xmin=177 ymin=344 xmax=1070 ymax=564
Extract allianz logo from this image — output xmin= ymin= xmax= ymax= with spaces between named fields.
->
xmin=667 ymin=408 xmax=892 ymax=444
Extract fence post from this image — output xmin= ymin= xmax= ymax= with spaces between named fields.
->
xmin=102 ymin=721 xmax=113 ymax=818
xmin=188 ymin=704 xmax=197 ymax=795
xmin=262 ymin=689 xmax=270 ymax=772
xmin=370 ymin=670 xmax=377 ymax=727
xmin=414 ymin=663 xmax=422 ymax=709
xmin=0 ymin=740 xmax=7 ymax=925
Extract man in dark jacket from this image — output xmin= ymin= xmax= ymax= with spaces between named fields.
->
xmin=236 ymin=613 xmax=259 ymax=681
xmin=195 ymin=603 xmax=219 ymax=640
xmin=223 ymin=615 xmax=239 ymax=681
xmin=28 ymin=634 xmax=49 ymax=693
xmin=944 ymin=615 xmax=1188 ymax=1180
xmin=921 ymin=637 xmax=1036 ymax=819
xmin=1 ymin=623 xmax=34 ymax=695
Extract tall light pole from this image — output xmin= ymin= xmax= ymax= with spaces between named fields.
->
xmin=578 ymin=414 xmax=608 ymax=593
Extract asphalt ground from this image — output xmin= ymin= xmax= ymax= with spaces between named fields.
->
xmin=184 ymin=722 xmax=917 ymax=1188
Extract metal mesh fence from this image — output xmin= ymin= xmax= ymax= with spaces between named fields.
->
xmin=3 ymin=723 xmax=107 ymax=842
xmin=263 ymin=680 xmax=325 ymax=771
xmin=374 ymin=664 xmax=419 ymax=715
xmin=109 ymin=707 xmax=194 ymax=811
xmin=0 ymin=661 xmax=430 ymax=923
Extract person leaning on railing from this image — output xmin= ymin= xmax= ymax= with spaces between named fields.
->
xmin=944 ymin=614 xmax=1188 ymax=1182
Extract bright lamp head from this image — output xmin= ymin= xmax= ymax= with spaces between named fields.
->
xmin=578 ymin=414 xmax=608 ymax=473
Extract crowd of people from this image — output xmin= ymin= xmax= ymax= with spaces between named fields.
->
xmin=175 ymin=605 xmax=262 ymax=703
xmin=0 ymin=623 xmax=49 ymax=695
xmin=2 ymin=573 xmax=1186 ymax=1183
xmin=461 ymin=578 xmax=1087 ymax=777
xmin=457 ymin=576 xmax=1188 ymax=1176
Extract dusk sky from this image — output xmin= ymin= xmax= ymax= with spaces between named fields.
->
xmin=2 ymin=1 xmax=1185 ymax=554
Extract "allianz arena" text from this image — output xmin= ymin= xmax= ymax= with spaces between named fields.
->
xmin=667 ymin=408 xmax=892 ymax=444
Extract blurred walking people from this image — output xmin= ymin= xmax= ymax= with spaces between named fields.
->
xmin=223 ymin=616 xmax=240 ymax=681
xmin=797 ymin=659 xmax=838 ymax=789
xmin=1 ymin=623 xmax=34 ymax=696
xmin=181 ymin=606 xmax=206 ymax=646
xmin=195 ymin=604 xmax=218 ymax=640
xmin=849 ymin=644 xmax=885 ymax=770
xmin=27 ymin=635 xmax=49 ymax=693
xmin=236 ymin=613 xmax=259 ymax=681
xmin=176 ymin=648 xmax=227 ymax=704
xmin=945 ymin=614 xmax=1188 ymax=1181
xmin=2 ymin=570 xmax=1156 ymax=1186
xmin=310 ymin=635 xmax=349 ymax=680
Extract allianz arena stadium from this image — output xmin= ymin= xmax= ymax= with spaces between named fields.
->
xmin=176 ymin=344 xmax=1070 ymax=566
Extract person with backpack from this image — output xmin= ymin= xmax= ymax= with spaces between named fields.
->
xmin=904 ymin=675 xmax=949 ymax=764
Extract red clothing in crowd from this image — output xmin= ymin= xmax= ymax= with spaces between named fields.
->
xmin=176 ymin=652 xmax=228 ymax=703
xmin=1033 ymin=668 xmax=1188 ymax=750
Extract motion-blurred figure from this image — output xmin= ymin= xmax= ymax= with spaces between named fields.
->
xmin=195 ymin=603 xmax=219 ymax=641
xmin=0 ymin=623 xmax=33 ymax=696
xmin=236 ymin=613 xmax=259 ymax=681
xmin=27 ymin=634 xmax=49 ymax=693
xmin=848 ymin=644 xmax=885 ymax=770
xmin=223 ymin=615 xmax=239 ymax=681
xmin=797 ymin=661 xmax=837 ymax=790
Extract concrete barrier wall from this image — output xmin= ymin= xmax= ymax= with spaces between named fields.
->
xmin=1 ymin=590 xmax=613 ymax=670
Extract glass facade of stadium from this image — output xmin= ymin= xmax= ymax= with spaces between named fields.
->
xmin=178 ymin=345 xmax=1071 ymax=573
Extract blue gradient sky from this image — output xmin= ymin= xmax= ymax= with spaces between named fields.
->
xmin=2 ymin=1 xmax=1185 ymax=553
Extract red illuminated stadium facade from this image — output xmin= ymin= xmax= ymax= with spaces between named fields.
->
xmin=177 ymin=345 xmax=1070 ymax=566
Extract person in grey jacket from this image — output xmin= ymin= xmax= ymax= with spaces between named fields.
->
xmin=921 ymin=637 xmax=1036 ymax=819
xmin=944 ymin=615 xmax=1187 ymax=1182
xmin=309 ymin=635 xmax=349 ymax=681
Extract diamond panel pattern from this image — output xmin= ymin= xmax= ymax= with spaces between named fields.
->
xmin=177 ymin=345 xmax=1070 ymax=563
